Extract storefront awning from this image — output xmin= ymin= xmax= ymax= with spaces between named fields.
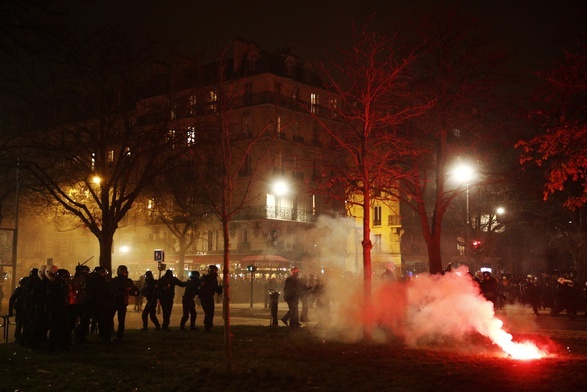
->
xmin=240 ymin=254 xmax=291 ymax=269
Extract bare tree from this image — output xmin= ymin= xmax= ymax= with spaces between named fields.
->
xmin=189 ymin=44 xmax=272 ymax=372
xmin=17 ymin=27 xmax=169 ymax=274
xmin=315 ymin=25 xmax=433 ymax=340
xmin=398 ymin=9 xmax=512 ymax=274
xmin=146 ymin=160 xmax=213 ymax=279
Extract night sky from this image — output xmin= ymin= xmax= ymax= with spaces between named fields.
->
xmin=60 ymin=0 xmax=585 ymax=71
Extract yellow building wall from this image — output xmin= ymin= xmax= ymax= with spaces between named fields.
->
xmin=345 ymin=197 xmax=402 ymax=275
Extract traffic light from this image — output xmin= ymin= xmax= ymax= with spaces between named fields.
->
xmin=471 ymin=240 xmax=482 ymax=255
xmin=270 ymin=228 xmax=278 ymax=246
xmin=246 ymin=264 xmax=257 ymax=272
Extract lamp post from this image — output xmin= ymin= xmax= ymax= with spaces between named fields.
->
xmin=453 ymin=163 xmax=475 ymax=270
xmin=247 ymin=264 xmax=257 ymax=308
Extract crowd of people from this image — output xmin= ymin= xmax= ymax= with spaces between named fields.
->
xmin=441 ymin=264 xmax=587 ymax=319
xmin=5 ymin=260 xmax=587 ymax=353
xmin=488 ymin=272 xmax=586 ymax=319
xmin=6 ymin=264 xmax=222 ymax=353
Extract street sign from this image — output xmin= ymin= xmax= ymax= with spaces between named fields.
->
xmin=154 ymin=249 xmax=164 ymax=261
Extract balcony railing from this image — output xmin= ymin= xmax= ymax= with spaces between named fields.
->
xmin=139 ymin=91 xmax=342 ymax=124
xmin=234 ymin=206 xmax=316 ymax=223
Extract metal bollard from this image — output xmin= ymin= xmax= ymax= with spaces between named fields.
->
xmin=269 ymin=290 xmax=280 ymax=327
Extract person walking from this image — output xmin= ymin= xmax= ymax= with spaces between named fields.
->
xmin=140 ymin=271 xmax=161 ymax=330
xmin=281 ymin=267 xmax=304 ymax=327
xmin=158 ymin=269 xmax=186 ymax=331
xmin=109 ymin=265 xmax=139 ymax=340
xmin=180 ymin=271 xmax=201 ymax=330
xmin=8 ymin=277 xmax=29 ymax=342
xmin=199 ymin=265 xmax=222 ymax=332
xmin=87 ymin=266 xmax=113 ymax=343
xmin=480 ymin=271 xmax=499 ymax=310
xmin=45 ymin=267 xmax=71 ymax=353
xmin=69 ymin=265 xmax=91 ymax=344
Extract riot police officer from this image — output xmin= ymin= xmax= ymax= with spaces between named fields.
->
xmin=180 ymin=271 xmax=201 ymax=330
xmin=199 ymin=265 xmax=222 ymax=332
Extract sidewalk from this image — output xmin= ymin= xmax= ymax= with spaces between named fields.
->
xmin=121 ymin=301 xmax=310 ymax=331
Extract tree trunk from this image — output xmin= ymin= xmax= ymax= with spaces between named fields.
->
xmin=362 ymin=187 xmax=372 ymax=341
xmin=99 ymin=233 xmax=114 ymax=274
xmin=426 ymin=235 xmax=443 ymax=274
xmin=222 ymin=219 xmax=232 ymax=374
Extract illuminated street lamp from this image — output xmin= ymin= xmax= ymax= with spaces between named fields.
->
xmin=272 ymin=179 xmax=289 ymax=196
xmin=452 ymin=163 xmax=476 ymax=268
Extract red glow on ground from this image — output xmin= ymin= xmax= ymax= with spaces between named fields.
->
xmin=489 ymin=319 xmax=548 ymax=360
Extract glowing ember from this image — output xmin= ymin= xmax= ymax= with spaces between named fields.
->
xmin=487 ymin=319 xmax=546 ymax=360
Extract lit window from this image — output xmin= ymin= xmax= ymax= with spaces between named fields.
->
xmin=189 ymin=95 xmax=197 ymax=116
xmin=208 ymin=90 xmax=218 ymax=112
xmin=373 ymin=206 xmax=382 ymax=226
xmin=329 ymin=98 xmax=338 ymax=118
xmin=107 ymin=150 xmax=114 ymax=163
xmin=167 ymin=129 xmax=176 ymax=149
xmin=311 ymin=93 xmax=319 ymax=114
xmin=187 ymin=127 xmax=196 ymax=146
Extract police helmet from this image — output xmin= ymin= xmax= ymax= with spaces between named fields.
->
xmin=38 ymin=265 xmax=47 ymax=280
xmin=117 ymin=265 xmax=129 ymax=277
xmin=45 ymin=265 xmax=59 ymax=281
xmin=56 ymin=269 xmax=71 ymax=281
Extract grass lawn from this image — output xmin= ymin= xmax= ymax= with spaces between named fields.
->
xmin=1 ymin=325 xmax=587 ymax=392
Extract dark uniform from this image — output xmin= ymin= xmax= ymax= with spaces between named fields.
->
xmin=199 ymin=265 xmax=222 ymax=332
xmin=180 ymin=271 xmax=201 ymax=330
xmin=8 ymin=277 xmax=29 ymax=341
xmin=141 ymin=271 xmax=161 ymax=330
xmin=158 ymin=270 xmax=186 ymax=331
xmin=46 ymin=268 xmax=71 ymax=352
xmin=20 ymin=268 xmax=39 ymax=347
xmin=87 ymin=267 xmax=113 ymax=343
xmin=282 ymin=267 xmax=304 ymax=327
xmin=110 ymin=265 xmax=139 ymax=340
xmin=69 ymin=265 xmax=91 ymax=343
xmin=480 ymin=271 xmax=499 ymax=310
xmin=29 ymin=266 xmax=49 ymax=349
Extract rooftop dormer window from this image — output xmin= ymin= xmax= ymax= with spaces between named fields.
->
xmin=285 ymin=56 xmax=296 ymax=76
xmin=247 ymin=50 xmax=259 ymax=71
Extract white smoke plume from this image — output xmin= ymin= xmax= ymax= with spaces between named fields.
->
xmin=313 ymin=265 xmax=544 ymax=357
